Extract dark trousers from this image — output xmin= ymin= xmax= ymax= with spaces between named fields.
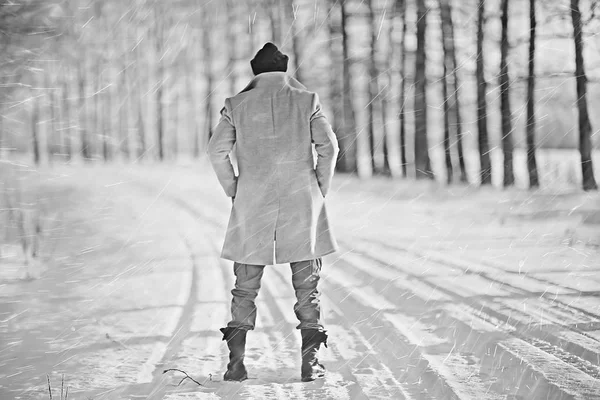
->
xmin=226 ymin=258 xmax=323 ymax=331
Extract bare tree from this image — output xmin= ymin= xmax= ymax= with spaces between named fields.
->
xmin=93 ymin=1 xmax=110 ymax=162
xmin=380 ymin=2 xmax=394 ymax=177
xmin=226 ymin=0 xmax=238 ymax=95
xmin=439 ymin=0 xmax=467 ymax=183
xmin=570 ymin=0 xmax=597 ymax=190
xmin=285 ymin=0 xmax=303 ymax=82
xmin=476 ymin=0 xmax=492 ymax=185
xmin=340 ymin=0 xmax=358 ymax=173
xmin=71 ymin=2 xmax=92 ymax=162
xmin=0 ymin=102 xmax=4 ymax=158
xmin=327 ymin=0 xmax=344 ymax=171
xmin=172 ymin=82 xmax=180 ymax=159
xmin=77 ymin=56 xmax=91 ymax=161
xmin=500 ymin=0 xmax=514 ymax=186
xmin=526 ymin=0 xmax=539 ymax=188
xmin=154 ymin=3 xmax=165 ymax=161
xmin=119 ymin=69 xmax=130 ymax=161
xmin=414 ymin=0 xmax=433 ymax=180
xmin=187 ymin=31 xmax=200 ymax=159
xmin=268 ymin=0 xmax=283 ymax=45
xmin=96 ymin=63 xmax=110 ymax=162
xmin=439 ymin=0 xmax=453 ymax=184
xmin=119 ymin=23 xmax=131 ymax=161
xmin=246 ymin=0 xmax=258 ymax=51
xmin=94 ymin=61 xmax=106 ymax=161
xmin=327 ymin=0 xmax=358 ymax=174
xmin=44 ymin=66 xmax=57 ymax=163
xmin=136 ymin=95 xmax=147 ymax=160
xmin=366 ymin=0 xmax=380 ymax=174
xmin=31 ymin=88 xmax=41 ymax=165
xmin=398 ymin=0 xmax=408 ymax=178
xmin=134 ymin=16 xmax=147 ymax=160
xmin=61 ymin=66 xmax=72 ymax=161
xmin=203 ymin=9 xmax=214 ymax=141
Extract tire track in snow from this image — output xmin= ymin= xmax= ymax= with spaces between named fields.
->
xmin=319 ymin=254 xmax=483 ymax=399
xmin=339 ymin=238 xmax=600 ymax=399
xmin=70 ymin=173 xmax=213 ymax=400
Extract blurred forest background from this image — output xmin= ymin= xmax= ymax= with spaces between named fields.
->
xmin=1 ymin=0 xmax=600 ymax=189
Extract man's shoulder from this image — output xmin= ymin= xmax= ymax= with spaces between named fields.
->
xmin=228 ymin=85 xmax=315 ymax=102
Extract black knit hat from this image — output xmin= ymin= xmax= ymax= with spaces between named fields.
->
xmin=250 ymin=42 xmax=289 ymax=75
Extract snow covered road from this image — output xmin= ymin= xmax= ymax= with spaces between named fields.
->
xmin=1 ymin=162 xmax=599 ymax=399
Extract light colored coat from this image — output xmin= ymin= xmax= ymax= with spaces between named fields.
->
xmin=208 ymin=72 xmax=339 ymax=265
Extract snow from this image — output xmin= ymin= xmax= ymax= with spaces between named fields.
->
xmin=0 ymin=162 xmax=599 ymax=399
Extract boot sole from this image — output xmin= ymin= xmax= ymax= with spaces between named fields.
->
xmin=301 ymin=372 xmax=325 ymax=382
xmin=224 ymin=370 xmax=248 ymax=382
xmin=224 ymin=375 xmax=248 ymax=382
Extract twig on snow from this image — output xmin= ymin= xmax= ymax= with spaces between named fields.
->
xmin=163 ymin=368 xmax=204 ymax=386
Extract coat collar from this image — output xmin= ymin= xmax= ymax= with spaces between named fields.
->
xmin=237 ymin=72 xmax=307 ymax=94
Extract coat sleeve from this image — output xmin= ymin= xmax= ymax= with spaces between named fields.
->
xmin=207 ymin=99 xmax=237 ymax=198
xmin=310 ymin=93 xmax=339 ymax=197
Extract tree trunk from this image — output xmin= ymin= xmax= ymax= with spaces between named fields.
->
xmin=268 ymin=0 xmax=282 ymax=44
xmin=134 ymin=24 xmax=146 ymax=160
xmin=172 ymin=86 xmax=179 ymax=159
xmin=286 ymin=0 xmax=303 ymax=82
xmin=340 ymin=0 xmax=358 ymax=173
xmin=500 ymin=0 xmax=514 ymax=187
xmin=398 ymin=0 xmax=407 ymax=178
xmin=450 ymin=44 xmax=466 ymax=181
xmin=44 ymin=67 xmax=57 ymax=163
xmin=32 ymin=91 xmax=40 ymax=165
xmin=226 ymin=0 xmax=238 ymax=95
xmin=103 ymin=61 xmax=113 ymax=162
xmin=61 ymin=68 xmax=72 ymax=161
xmin=438 ymin=0 xmax=467 ymax=182
xmin=120 ymin=49 xmax=131 ymax=161
xmin=381 ymin=2 xmax=394 ymax=176
xmin=120 ymin=84 xmax=130 ymax=161
xmin=439 ymin=0 xmax=453 ymax=184
xmin=187 ymin=46 xmax=199 ymax=158
xmin=526 ymin=0 xmax=539 ymax=188
xmin=571 ymin=0 xmax=597 ymax=191
xmin=441 ymin=57 xmax=453 ymax=184
xmin=101 ymin=88 xmax=109 ymax=162
xmin=247 ymin=1 xmax=257 ymax=51
xmin=414 ymin=0 xmax=433 ymax=180
xmin=95 ymin=63 xmax=107 ymax=162
xmin=78 ymin=58 xmax=91 ymax=161
xmin=155 ymin=11 xmax=165 ymax=161
xmin=476 ymin=0 xmax=492 ymax=185
xmin=203 ymin=12 xmax=214 ymax=142
xmin=366 ymin=0 xmax=379 ymax=175
xmin=0 ymin=104 xmax=4 ymax=158
xmin=137 ymin=98 xmax=146 ymax=160
xmin=327 ymin=0 xmax=344 ymax=171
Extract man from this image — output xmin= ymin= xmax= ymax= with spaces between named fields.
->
xmin=207 ymin=42 xmax=339 ymax=383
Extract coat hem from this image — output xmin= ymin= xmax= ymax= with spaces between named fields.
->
xmin=221 ymin=247 xmax=338 ymax=265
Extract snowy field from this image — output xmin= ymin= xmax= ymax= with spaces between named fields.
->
xmin=0 ymin=160 xmax=599 ymax=399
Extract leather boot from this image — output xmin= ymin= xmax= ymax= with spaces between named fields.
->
xmin=300 ymin=329 xmax=328 ymax=382
xmin=220 ymin=327 xmax=248 ymax=381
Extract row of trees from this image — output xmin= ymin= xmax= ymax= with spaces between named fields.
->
xmin=0 ymin=0 xmax=598 ymax=190
xmin=336 ymin=0 xmax=597 ymax=190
